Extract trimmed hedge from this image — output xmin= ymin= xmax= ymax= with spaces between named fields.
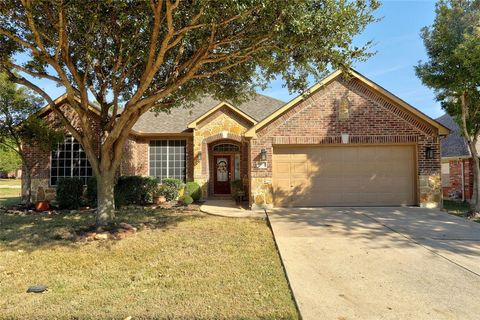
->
xmin=184 ymin=181 xmax=201 ymax=202
xmin=179 ymin=195 xmax=193 ymax=205
xmin=114 ymin=176 xmax=158 ymax=208
xmin=159 ymin=178 xmax=185 ymax=201
xmin=74 ymin=176 xmax=189 ymax=209
xmin=56 ymin=177 xmax=84 ymax=209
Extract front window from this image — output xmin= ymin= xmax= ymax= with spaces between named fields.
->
xmin=50 ymin=136 xmax=92 ymax=185
xmin=149 ymin=140 xmax=186 ymax=181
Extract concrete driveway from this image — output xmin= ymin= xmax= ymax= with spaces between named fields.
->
xmin=268 ymin=207 xmax=480 ymax=320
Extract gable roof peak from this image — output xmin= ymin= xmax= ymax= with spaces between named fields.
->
xmin=245 ymin=68 xmax=450 ymax=137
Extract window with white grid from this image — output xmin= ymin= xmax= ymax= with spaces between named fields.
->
xmin=149 ymin=140 xmax=186 ymax=181
xmin=50 ymin=136 xmax=92 ymax=185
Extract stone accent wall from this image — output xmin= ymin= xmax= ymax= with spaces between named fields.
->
xmin=442 ymin=158 xmax=473 ymax=201
xmin=192 ymin=106 xmax=253 ymax=198
xmin=250 ymin=77 xmax=442 ymax=209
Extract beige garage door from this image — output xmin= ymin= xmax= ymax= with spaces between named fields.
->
xmin=273 ymin=145 xmax=416 ymax=207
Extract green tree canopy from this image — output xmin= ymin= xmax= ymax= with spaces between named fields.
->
xmin=0 ymin=72 xmax=63 ymax=204
xmin=0 ymin=142 xmax=21 ymax=174
xmin=416 ymin=0 xmax=480 ymax=132
xmin=0 ymin=0 xmax=379 ymax=223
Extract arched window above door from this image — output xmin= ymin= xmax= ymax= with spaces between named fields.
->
xmin=213 ymin=143 xmax=240 ymax=152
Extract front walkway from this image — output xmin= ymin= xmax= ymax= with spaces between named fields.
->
xmin=200 ymin=199 xmax=265 ymax=218
xmin=268 ymin=207 xmax=480 ymax=320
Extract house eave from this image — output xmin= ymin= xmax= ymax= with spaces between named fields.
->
xmin=130 ymin=130 xmax=193 ymax=137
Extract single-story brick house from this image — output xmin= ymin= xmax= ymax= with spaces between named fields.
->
xmin=436 ymin=113 xmax=477 ymax=202
xmin=25 ymin=69 xmax=450 ymax=209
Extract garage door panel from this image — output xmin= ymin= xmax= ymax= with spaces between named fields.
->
xmin=273 ymin=145 xmax=415 ymax=207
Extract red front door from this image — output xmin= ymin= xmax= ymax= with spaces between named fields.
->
xmin=214 ymin=155 xmax=231 ymax=194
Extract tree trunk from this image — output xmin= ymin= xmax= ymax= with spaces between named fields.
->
xmin=469 ymin=142 xmax=480 ymax=212
xmin=96 ymin=174 xmax=116 ymax=226
xmin=23 ymin=167 xmax=32 ymax=205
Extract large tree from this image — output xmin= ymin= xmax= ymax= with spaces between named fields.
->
xmin=0 ymin=72 xmax=63 ymax=204
xmin=416 ymin=0 xmax=480 ymax=211
xmin=0 ymin=0 xmax=379 ymax=225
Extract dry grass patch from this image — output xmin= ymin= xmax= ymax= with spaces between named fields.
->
xmin=0 ymin=208 xmax=298 ymax=319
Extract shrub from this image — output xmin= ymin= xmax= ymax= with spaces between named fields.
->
xmin=156 ymin=184 xmax=176 ymax=202
xmin=230 ymin=179 xmax=244 ymax=202
xmin=114 ymin=176 xmax=158 ymax=208
xmin=184 ymin=181 xmax=201 ymax=202
xmin=86 ymin=177 xmax=97 ymax=206
xmin=162 ymin=178 xmax=185 ymax=191
xmin=179 ymin=195 xmax=193 ymax=206
xmin=56 ymin=177 xmax=84 ymax=209
xmin=160 ymin=178 xmax=185 ymax=201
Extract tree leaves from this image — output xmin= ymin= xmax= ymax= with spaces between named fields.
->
xmin=416 ymin=0 xmax=480 ymax=138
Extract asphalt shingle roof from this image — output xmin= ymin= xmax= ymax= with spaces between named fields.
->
xmin=436 ymin=113 xmax=471 ymax=158
xmin=132 ymin=94 xmax=285 ymax=133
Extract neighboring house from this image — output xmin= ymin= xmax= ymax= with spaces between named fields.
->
xmin=23 ymin=69 xmax=449 ymax=209
xmin=436 ymin=113 xmax=477 ymax=202
xmin=0 ymin=168 xmax=21 ymax=179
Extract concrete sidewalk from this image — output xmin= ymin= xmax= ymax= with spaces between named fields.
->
xmin=200 ymin=199 xmax=265 ymax=218
xmin=269 ymin=207 xmax=480 ymax=320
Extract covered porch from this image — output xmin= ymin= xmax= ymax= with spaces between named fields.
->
xmin=194 ymin=134 xmax=249 ymax=200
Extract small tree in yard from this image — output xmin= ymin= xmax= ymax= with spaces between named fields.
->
xmin=0 ymin=0 xmax=379 ymax=225
xmin=416 ymin=0 xmax=480 ymax=212
xmin=0 ymin=72 xmax=63 ymax=204
xmin=0 ymin=141 xmax=21 ymax=175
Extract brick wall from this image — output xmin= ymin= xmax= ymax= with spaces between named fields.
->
xmin=443 ymin=158 xmax=473 ymax=201
xmin=250 ymin=77 xmax=442 ymax=209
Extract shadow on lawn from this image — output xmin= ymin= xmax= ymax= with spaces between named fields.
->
xmin=0 ymin=207 xmax=204 ymax=252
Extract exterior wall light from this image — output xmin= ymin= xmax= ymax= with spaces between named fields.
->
xmin=197 ymin=151 xmax=202 ymax=161
xmin=256 ymin=149 xmax=268 ymax=169
xmin=260 ymin=149 xmax=267 ymax=161
xmin=425 ymin=147 xmax=434 ymax=159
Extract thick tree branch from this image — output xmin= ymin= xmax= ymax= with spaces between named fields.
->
xmin=4 ymin=60 xmax=62 ymax=84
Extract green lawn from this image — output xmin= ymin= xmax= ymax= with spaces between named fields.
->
xmin=442 ymin=200 xmax=480 ymax=223
xmin=0 ymin=178 xmax=21 ymax=187
xmin=0 ymin=208 xmax=298 ymax=319
xmin=0 ymin=187 xmax=21 ymax=208
xmin=443 ymin=200 xmax=471 ymax=215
